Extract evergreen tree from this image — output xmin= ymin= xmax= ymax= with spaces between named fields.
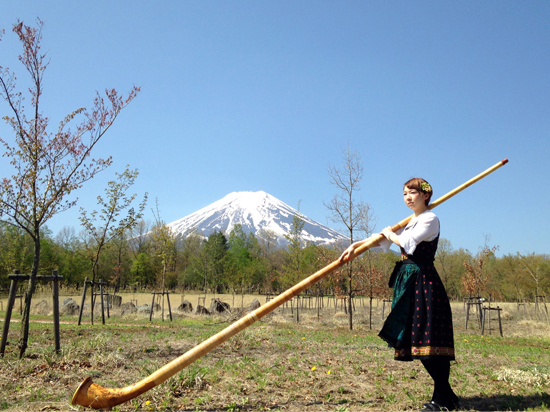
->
xmin=130 ymin=253 xmax=155 ymax=287
xmin=280 ymin=212 xmax=306 ymax=289
xmin=202 ymin=231 xmax=228 ymax=294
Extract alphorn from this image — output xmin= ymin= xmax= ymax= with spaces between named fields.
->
xmin=72 ymin=159 xmax=508 ymax=409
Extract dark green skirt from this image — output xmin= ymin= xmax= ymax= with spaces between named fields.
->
xmin=379 ymin=261 xmax=419 ymax=349
xmin=379 ymin=260 xmax=455 ymax=361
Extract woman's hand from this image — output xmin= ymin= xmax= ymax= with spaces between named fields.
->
xmin=381 ymin=226 xmax=394 ymax=241
xmin=339 ymin=242 xmax=360 ymax=262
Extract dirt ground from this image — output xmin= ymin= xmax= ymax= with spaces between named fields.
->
xmin=1 ymin=294 xmax=549 ymax=411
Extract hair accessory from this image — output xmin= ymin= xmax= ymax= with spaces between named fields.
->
xmin=421 ymin=182 xmax=432 ymax=193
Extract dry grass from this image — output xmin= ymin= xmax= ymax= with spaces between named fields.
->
xmin=0 ymin=295 xmax=549 ymax=411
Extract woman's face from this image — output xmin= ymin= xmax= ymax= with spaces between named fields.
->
xmin=403 ymin=186 xmax=429 ymax=213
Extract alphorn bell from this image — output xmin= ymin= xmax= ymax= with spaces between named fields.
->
xmin=72 ymin=159 xmax=509 ymax=409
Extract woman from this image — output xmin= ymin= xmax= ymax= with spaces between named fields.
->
xmin=340 ymin=178 xmax=458 ymax=411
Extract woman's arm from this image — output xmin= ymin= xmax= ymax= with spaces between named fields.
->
xmin=390 ymin=212 xmax=439 ymax=255
xmin=381 ymin=226 xmax=401 ymax=247
xmin=339 ymin=237 xmax=381 ymax=262
xmin=340 ymin=213 xmax=438 ymax=261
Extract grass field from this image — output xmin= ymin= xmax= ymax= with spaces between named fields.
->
xmin=0 ymin=292 xmax=549 ymax=411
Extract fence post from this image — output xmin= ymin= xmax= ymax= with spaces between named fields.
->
xmin=497 ymin=307 xmax=503 ymax=337
xmin=150 ymin=292 xmax=156 ymax=321
xmin=317 ymin=293 xmax=321 ymax=321
xmin=296 ymin=296 xmax=300 ymax=323
xmin=99 ymin=279 xmax=106 ymax=325
xmin=78 ymin=277 xmax=89 ymax=326
xmin=52 ymin=270 xmax=61 ymax=354
xmin=0 ymin=270 xmax=20 ymax=357
xmin=106 ymin=291 xmax=110 ymax=319
xmin=166 ymin=292 xmax=173 ymax=322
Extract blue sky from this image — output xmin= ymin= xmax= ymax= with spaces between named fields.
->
xmin=0 ymin=1 xmax=548 ymax=257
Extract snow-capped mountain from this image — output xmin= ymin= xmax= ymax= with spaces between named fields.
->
xmin=167 ymin=191 xmax=349 ymax=247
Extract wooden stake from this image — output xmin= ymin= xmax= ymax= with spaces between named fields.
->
xmin=52 ymin=270 xmax=61 ymax=354
xmin=0 ymin=270 xmax=20 ymax=357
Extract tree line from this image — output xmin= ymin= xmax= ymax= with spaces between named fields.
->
xmin=0 ymin=219 xmax=548 ymax=303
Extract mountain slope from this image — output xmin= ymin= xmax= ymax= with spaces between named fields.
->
xmin=167 ymin=191 xmax=349 ymax=247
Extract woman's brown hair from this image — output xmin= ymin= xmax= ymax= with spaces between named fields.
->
xmin=403 ymin=178 xmax=433 ymax=206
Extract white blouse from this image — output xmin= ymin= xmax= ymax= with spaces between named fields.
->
xmin=379 ymin=210 xmax=440 ymax=255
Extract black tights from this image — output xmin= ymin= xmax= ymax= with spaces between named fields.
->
xmin=421 ymin=359 xmax=457 ymax=407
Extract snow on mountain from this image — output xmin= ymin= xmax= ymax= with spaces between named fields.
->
xmin=167 ymin=191 xmax=349 ymax=247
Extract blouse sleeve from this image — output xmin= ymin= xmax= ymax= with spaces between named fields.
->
xmin=397 ymin=212 xmax=440 ymax=255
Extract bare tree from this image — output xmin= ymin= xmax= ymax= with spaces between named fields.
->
xmin=128 ymin=219 xmax=151 ymax=258
xmin=519 ymin=253 xmax=549 ymax=300
xmin=150 ymin=199 xmax=177 ymax=320
xmin=281 ymin=211 xmax=306 ymax=290
xmin=109 ymin=230 xmax=130 ymax=293
xmin=325 ymin=144 xmax=375 ymax=330
xmin=0 ymin=20 xmax=139 ymax=356
xmin=258 ymin=228 xmax=278 ymax=293
xmin=258 ymin=228 xmax=277 ymax=258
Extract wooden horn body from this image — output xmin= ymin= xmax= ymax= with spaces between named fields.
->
xmin=72 ymin=159 xmax=508 ymax=409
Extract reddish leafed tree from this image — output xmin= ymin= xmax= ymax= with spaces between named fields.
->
xmin=0 ymin=19 xmax=139 ymax=357
xmin=462 ymin=245 xmax=498 ymax=298
xmin=354 ymin=257 xmax=389 ymax=330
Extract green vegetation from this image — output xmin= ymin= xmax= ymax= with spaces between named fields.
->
xmin=1 ymin=219 xmax=548 ymax=306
